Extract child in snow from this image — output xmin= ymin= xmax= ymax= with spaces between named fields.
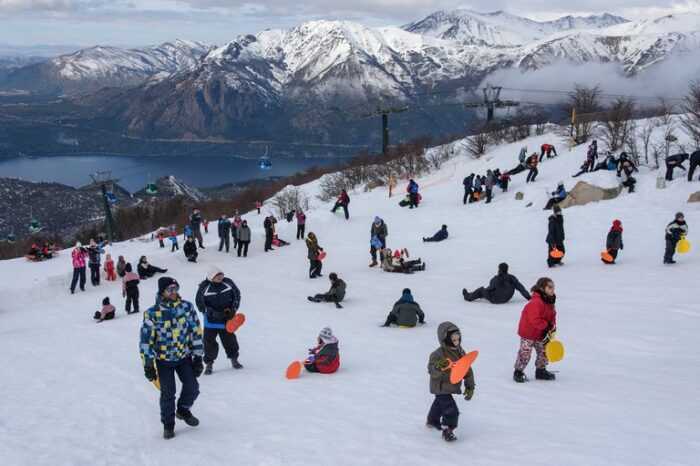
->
xmin=664 ymin=212 xmax=689 ymax=264
xmin=308 ymin=273 xmax=346 ymax=309
xmin=94 ymin=297 xmax=116 ymax=322
xmin=602 ymin=220 xmax=624 ymax=264
xmin=170 ymin=229 xmax=179 ymax=252
xmin=271 ymin=234 xmax=290 ymax=247
xmin=423 ymin=225 xmax=448 ymax=242
xmin=184 ymin=236 xmax=198 ymax=263
xmin=498 ymin=171 xmax=511 ymax=192
xmin=203 ymin=220 xmax=209 ymax=234
xmin=104 ymin=253 xmax=117 ymax=281
xmin=427 ymin=321 xmax=475 ymax=442
xmin=116 ymin=255 xmax=126 ymax=277
xmin=513 ymin=277 xmax=557 ymax=383
xmin=122 ymin=263 xmax=140 ymax=314
xmin=543 ymin=182 xmax=567 ymax=210
xmin=382 ymin=288 xmax=425 ymax=327
xmin=304 ymin=327 xmax=340 ymax=374
xmin=384 ymin=249 xmax=425 ymax=273
xmin=157 ymin=230 xmax=165 ymax=248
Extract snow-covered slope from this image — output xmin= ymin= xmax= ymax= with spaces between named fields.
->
xmin=2 ymin=121 xmax=699 ymax=464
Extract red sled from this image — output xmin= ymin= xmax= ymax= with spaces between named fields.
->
xmin=225 ymin=313 xmax=246 ymax=333
xmin=318 ymin=251 xmax=327 ymax=260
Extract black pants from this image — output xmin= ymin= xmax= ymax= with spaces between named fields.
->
xmin=89 ymin=263 xmax=101 ymax=286
xmin=664 ymin=238 xmax=678 ymax=262
xmin=219 ymin=236 xmax=230 ymax=252
xmin=509 ymin=164 xmax=527 ymax=176
xmin=309 ymin=259 xmax=322 ymax=278
xmin=665 ymin=163 xmax=676 ymax=181
xmin=332 ymin=202 xmax=349 ymax=219
xmin=159 ymin=240 xmax=164 ymax=248
xmin=547 ymin=243 xmax=565 ymax=267
xmin=544 ymin=196 xmax=565 ymax=210
xmin=603 ymin=249 xmax=619 ymax=264
xmin=464 ymin=287 xmax=486 ymax=302
xmin=237 ymin=241 xmax=249 ymax=257
xmin=622 ymin=178 xmax=636 ymax=193
xmin=689 ymin=160 xmax=700 ymax=181
xmin=370 ymin=239 xmax=386 ymax=261
xmin=409 ymin=192 xmax=419 ymax=208
xmin=193 ymin=229 xmax=204 ymax=247
xmin=485 ymin=188 xmax=492 ymax=203
xmin=70 ymin=267 xmax=86 ymax=292
xmin=463 ymin=188 xmax=472 ymax=204
xmin=126 ymin=287 xmax=139 ymax=313
xmin=312 ymin=293 xmax=338 ymax=303
xmin=171 ymin=242 xmax=179 ymax=251
xmin=203 ymin=327 xmax=239 ymax=364
xmin=526 ymin=167 xmax=538 ymax=183
xmin=186 ymin=252 xmax=198 ymax=262
xmin=265 ymin=231 xmax=273 ymax=251
xmin=297 ymin=224 xmax=305 ymax=240
xmin=427 ymin=394 xmax=459 ymax=429
xmin=156 ymin=358 xmax=199 ymax=426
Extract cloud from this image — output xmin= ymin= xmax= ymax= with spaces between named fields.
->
xmin=0 ymin=0 xmax=93 ymax=12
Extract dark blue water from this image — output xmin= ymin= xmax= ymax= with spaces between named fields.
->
xmin=0 ymin=154 xmax=349 ymax=191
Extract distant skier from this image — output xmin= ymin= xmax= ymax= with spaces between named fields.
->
xmin=462 ymin=262 xmax=531 ymax=304
xmin=546 ymin=205 xmax=565 ymax=268
xmin=305 ymin=232 xmax=324 ymax=279
xmin=217 ymin=214 xmax=231 ymax=253
xmin=665 ymin=153 xmax=689 ymax=181
xmin=539 ymin=143 xmax=557 ymax=161
xmin=369 ymin=216 xmax=388 ymax=267
xmin=688 ymin=150 xmax=700 ymax=181
xmin=140 ymin=277 xmax=204 ymax=439
xmin=304 ymin=327 xmax=340 ymax=374
xmin=189 ymin=208 xmax=205 ymax=248
xmin=307 ymin=273 xmax=346 ymax=309
xmin=331 ymin=189 xmax=350 ymax=219
xmin=423 ymin=225 xmax=448 ymax=242
xmin=69 ymin=242 xmax=88 ymax=294
xmin=543 ymin=181 xmax=567 ymax=210
xmin=663 ymin=212 xmax=688 ymax=264
xmin=235 ymin=220 xmax=251 ymax=257
xmin=184 ymin=236 xmax=198 ymax=263
xmin=382 ymin=288 xmax=425 ymax=327
xmin=513 ymin=277 xmax=557 ymax=383
xmin=427 ymin=321 xmax=475 ymax=442
xmin=602 ymin=220 xmax=624 ymax=264
xmin=122 ymin=263 xmax=140 ymax=314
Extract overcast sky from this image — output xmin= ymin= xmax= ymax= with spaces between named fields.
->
xmin=0 ymin=0 xmax=699 ymax=48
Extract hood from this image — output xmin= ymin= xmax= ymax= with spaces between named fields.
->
xmin=401 ymin=292 xmax=414 ymax=302
xmin=437 ymin=321 xmax=460 ymax=346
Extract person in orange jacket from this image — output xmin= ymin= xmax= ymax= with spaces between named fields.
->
xmin=104 ymin=253 xmax=117 ymax=281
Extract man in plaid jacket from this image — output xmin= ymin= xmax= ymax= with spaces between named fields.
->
xmin=140 ymin=277 xmax=204 ymax=439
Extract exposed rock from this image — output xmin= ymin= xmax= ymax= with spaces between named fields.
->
xmin=515 ymin=191 xmax=524 ymax=200
xmin=557 ymin=181 xmax=621 ymax=208
xmin=688 ymin=191 xmax=700 ymax=203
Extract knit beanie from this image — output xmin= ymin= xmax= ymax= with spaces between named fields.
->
xmin=125 ymin=263 xmax=132 ymax=272
xmin=102 ymin=297 xmax=110 ymax=305
xmin=676 ymin=212 xmax=685 ymax=219
xmin=374 ymin=216 xmax=382 ymax=223
xmin=158 ymin=277 xmax=178 ymax=295
xmin=329 ymin=272 xmax=338 ymax=281
xmin=207 ymin=265 xmax=223 ymax=282
xmin=319 ymin=327 xmax=337 ymax=344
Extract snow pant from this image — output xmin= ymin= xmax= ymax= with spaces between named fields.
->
xmin=547 ymin=243 xmax=565 ymax=267
xmin=312 ymin=293 xmax=338 ymax=303
xmin=622 ymin=177 xmax=636 ymax=193
xmin=427 ymin=394 xmax=459 ymax=429
xmin=603 ymin=249 xmax=619 ymax=264
xmin=331 ymin=202 xmax=349 ymax=219
xmin=509 ymin=164 xmax=527 ymax=176
xmin=544 ymin=195 xmax=565 ymax=210
xmin=204 ymin=225 xmax=208 ymax=233
xmin=125 ymin=287 xmax=140 ymax=313
xmin=665 ymin=163 xmax=676 ymax=181
xmin=186 ymin=252 xmax=198 ymax=262
xmin=514 ymin=337 xmax=548 ymax=371
xmin=296 ymin=224 xmax=305 ymax=240
xmin=106 ymin=269 xmax=116 ymax=281
xmin=237 ymin=241 xmax=249 ymax=257
xmin=70 ymin=267 xmax=86 ymax=292
xmin=463 ymin=188 xmax=472 ymax=204
xmin=424 ymin=235 xmax=444 ymax=242
xmin=264 ymin=230 xmax=273 ymax=251
xmin=464 ymin=287 xmax=490 ymax=302
xmin=159 ymin=239 xmax=164 ymax=248
xmin=231 ymin=227 xmax=238 ymax=248
xmin=539 ymin=149 xmax=555 ymax=162
xmin=664 ymin=238 xmax=679 ymax=263
xmin=526 ymin=167 xmax=538 ymax=183
xmin=93 ymin=311 xmax=115 ymax=320
xmin=485 ymin=187 xmax=492 ymax=203
xmin=89 ymin=263 xmax=101 ymax=286
xmin=192 ymin=228 xmax=204 ymax=247
xmin=689 ymin=160 xmax=700 ymax=181
xmin=409 ymin=192 xmax=419 ymax=208
xmin=309 ymin=259 xmax=322 ymax=278
xmin=171 ymin=242 xmax=179 ymax=252
xmin=218 ymin=235 xmax=230 ymax=252
xmin=155 ymin=358 xmax=199 ymax=426
xmin=370 ymin=238 xmax=386 ymax=262
xmin=203 ymin=327 xmax=239 ymax=365
xmin=585 ymin=157 xmax=596 ymax=172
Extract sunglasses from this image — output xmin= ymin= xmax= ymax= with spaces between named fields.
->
xmin=165 ymin=285 xmax=179 ymax=293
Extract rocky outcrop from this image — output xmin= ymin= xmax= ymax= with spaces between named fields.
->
xmin=557 ymin=181 xmax=621 ymax=208
xmin=688 ymin=191 xmax=700 ymax=203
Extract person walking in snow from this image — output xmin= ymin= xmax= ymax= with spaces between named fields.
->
xmin=94 ymin=297 xmax=116 ymax=322
xmin=665 ymin=152 xmax=689 ymax=181
xmin=423 ymin=225 xmax=448 ymax=242
xmin=305 ymin=232 xmax=324 ymax=278
xmin=236 ymin=220 xmax=251 ymax=257
xmin=664 ymin=212 xmax=689 ymax=264
xmin=263 ymin=215 xmax=276 ymax=252
xmin=462 ymin=173 xmax=475 ymax=204
xmin=307 ymin=273 xmax=346 ymax=309
xmin=304 ymin=327 xmax=340 ymax=374
xmin=157 ymin=230 xmax=165 ymax=248
xmin=543 ymin=181 xmax=567 ymax=210
xmin=116 ymin=255 xmax=127 ymax=278
xmin=369 ymin=216 xmax=388 ymax=267
xmin=484 ymin=169 xmax=494 ymax=203
xmin=539 ymin=143 xmax=558 ymax=162
xmin=217 ymin=214 xmax=231 ymax=253
xmin=69 ymin=242 xmax=88 ymax=294
xmin=104 ymin=253 xmax=116 ymax=281
xmin=296 ymin=209 xmax=307 ymax=240
xmin=602 ymin=220 xmax=624 ymax=264
xmin=122 ymin=263 xmax=140 ymax=314
xmin=427 ymin=321 xmax=476 ymax=442
xmin=462 ymin=262 xmax=531 ymax=304
xmin=585 ymin=140 xmax=598 ymax=173
xmin=331 ymin=189 xmax=350 ymax=219
xmin=87 ymin=239 xmax=105 ymax=287
xmin=546 ymin=205 xmax=565 ymax=268
xmin=184 ymin=236 xmax=198 ymax=263
xmin=140 ymin=277 xmax=204 ymax=439
xmin=525 ymin=153 xmax=539 ymax=183
xmin=195 ymin=266 xmax=243 ymax=374
xmin=513 ymin=277 xmax=557 ymax=383
xmin=231 ymin=215 xmax=242 ymax=248
xmin=470 ymin=175 xmax=482 ymax=203
xmin=189 ymin=208 xmax=205 ymax=248
xmin=203 ymin=220 xmax=209 ymax=234
xmin=382 ymin=288 xmax=425 ymax=327
xmin=688 ymin=150 xmax=700 ymax=181
xmin=170 ymin=229 xmax=179 ymax=252
xmin=407 ymin=179 xmax=420 ymax=208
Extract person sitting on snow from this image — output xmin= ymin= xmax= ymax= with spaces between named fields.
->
xmin=307 ymin=273 xmax=346 ymax=309
xmin=271 ymin=234 xmax=290 ymax=247
xmin=304 ymin=327 xmax=340 ymax=374
xmin=462 ymin=263 xmax=531 ymax=304
xmin=94 ymin=296 xmax=116 ymax=322
xmin=382 ymin=288 xmax=425 ymax=327
xmin=543 ymin=182 xmax=567 ymax=210
xmin=383 ymin=249 xmax=425 ymax=274
xmin=423 ymin=225 xmax=448 ymax=242
xmin=137 ymin=255 xmax=167 ymax=279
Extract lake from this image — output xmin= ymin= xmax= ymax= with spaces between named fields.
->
xmin=0 ymin=154 xmax=350 ymax=192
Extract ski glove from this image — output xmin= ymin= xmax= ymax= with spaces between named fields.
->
xmin=192 ymin=356 xmax=204 ymax=378
xmin=144 ymin=365 xmax=157 ymax=382
xmin=436 ymin=358 xmax=449 ymax=369
xmin=463 ymin=386 xmax=475 ymax=401
xmin=223 ymin=308 xmax=235 ymax=320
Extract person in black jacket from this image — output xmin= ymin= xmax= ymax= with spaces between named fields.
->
xmin=137 ymin=255 xmax=167 ymax=279
xmin=665 ymin=153 xmax=689 ymax=181
xmin=217 ymin=214 xmax=231 ymax=252
xmin=195 ymin=266 xmax=242 ymax=374
xmin=602 ymin=220 xmax=624 ymax=264
xmin=423 ymin=225 xmax=448 ymax=242
xmin=382 ymin=288 xmax=425 ymax=327
xmin=664 ymin=212 xmax=689 ymax=264
xmin=688 ymin=150 xmax=700 ymax=181
xmin=462 ymin=263 xmax=531 ymax=303
xmin=462 ymin=174 xmax=474 ymax=204
xmin=305 ymin=232 xmax=324 ymax=278
xmin=263 ymin=216 xmax=276 ymax=252
xmin=184 ymin=236 xmax=198 ymax=263
xmin=189 ymin=208 xmax=205 ymax=248
xmin=546 ymin=205 xmax=565 ymax=268
xmin=369 ymin=216 xmax=388 ymax=267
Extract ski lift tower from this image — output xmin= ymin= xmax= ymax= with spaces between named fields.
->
xmin=90 ymin=171 xmax=118 ymax=242
xmin=464 ymin=83 xmax=520 ymax=123
xmin=362 ymin=105 xmax=409 ymax=155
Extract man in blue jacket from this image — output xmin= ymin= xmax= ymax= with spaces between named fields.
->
xmin=423 ymin=225 xmax=448 ymax=242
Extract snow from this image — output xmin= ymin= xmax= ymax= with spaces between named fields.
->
xmin=2 ymin=122 xmax=700 ymax=464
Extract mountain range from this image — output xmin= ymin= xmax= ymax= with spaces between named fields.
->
xmin=0 ymin=10 xmax=698 ymax=157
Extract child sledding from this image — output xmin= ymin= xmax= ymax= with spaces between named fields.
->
xmin=381 ymin=248 xmax=425 ymax=273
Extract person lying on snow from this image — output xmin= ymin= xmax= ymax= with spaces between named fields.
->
xmin=307 ymin=273 xmax=346 ymax=309
xmin=382 ymin=288 xmax=425 ymax=327
xmin=304 ymin=327 xmax=340 ymax=374
xmin=423 ymin=225 xmax=448 ymax=242
xmin=381 ymin=248 xmax=425 ymax=273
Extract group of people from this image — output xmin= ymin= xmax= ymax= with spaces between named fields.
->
xmin=69 ymin=238 xmax=110 ymax=293
xmin=664 ymin=150 xmax=700 ymax=182
xmin=25 ymin=241 xmax=58 ymax=261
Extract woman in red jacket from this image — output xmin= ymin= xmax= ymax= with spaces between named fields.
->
xmin=513 ymin=277 xmax=557 ymax=383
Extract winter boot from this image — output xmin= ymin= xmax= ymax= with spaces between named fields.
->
xmin=535 ymin=368 xmax=556 ymax=381
xmin=176 ymin=407 xmax=200 ymax=427
xmin=231 ymin=357 xmax=243 ymax=370
xmin=462 ymin=289 xmax=469 ymax=301
xmin=421 ymin=262 xmax=426 ymax=271
xmin=369 ymin=259 xmax=378 ymax=267
xmin=204 ymin=363 xmax=213 ymax=375
xmin=442 ymin=427 xmax=456 ymax=442
xmin=307 ymin=296 xmax=320 ymax=303
xmin=426 ymin=419 xmax=441 ymax=430
xmin=163 ymin=423 xmax=175 ymax=439
xmin=513 ymin=370 xmax=528 ymax=383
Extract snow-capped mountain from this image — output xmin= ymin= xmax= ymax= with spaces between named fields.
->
xmin=0 ymin=39 xmax=213 ymax=95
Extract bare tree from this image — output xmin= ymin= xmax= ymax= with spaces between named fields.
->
xmin=425 ymin=145 xmax=452 ymax=169
xmin=679 ymin=80 xmax=700 ymax=150
xmin=652 ymin=98 xmax=679 ymax=162
xmin=466 ymin=130 xmax=490 ymax=157
xmin=562 ymin=83 xmax=603 ymax=144
xmin=270 ymin=186 xmax=309 ymax=219
xmin=599 ymin=98 xmax=635 ymax=151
